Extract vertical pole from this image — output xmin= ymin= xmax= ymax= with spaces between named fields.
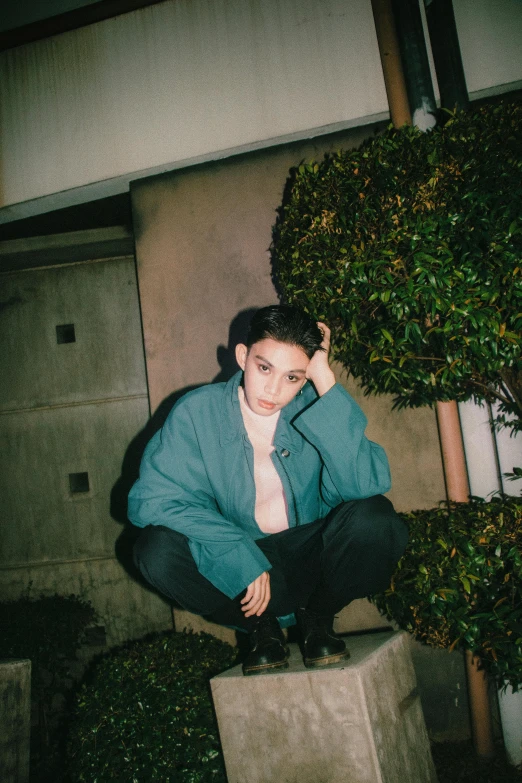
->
xmin=436 ymin=400 xmax=495 ymax=758
xmin=391 ymin=0 xmax=437 ymax=130
xmin=466 ymin=651 xmax=496 ymax=759
xmin=423 ymin=0 xmax=469 ymax=112
xmin=436 ymin=401 xmax=469 ymax=502
xmin=371 ymin=0 xmax=412 ymax=128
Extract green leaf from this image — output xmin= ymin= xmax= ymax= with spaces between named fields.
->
xmin=460 ymin=576 xmax=471 ymax=594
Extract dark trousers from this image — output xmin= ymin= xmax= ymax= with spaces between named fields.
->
xmin=133 ymin=495 xmax=408 ymax=631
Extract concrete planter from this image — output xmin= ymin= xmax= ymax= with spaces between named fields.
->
xmin=0 ymin=659 xmax=31 ymax=783
xmin=211 ymin=631 xmax=437 ymax=783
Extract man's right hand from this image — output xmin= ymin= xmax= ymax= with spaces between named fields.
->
xmin=241 ymin=571 xmax=271 ymax=617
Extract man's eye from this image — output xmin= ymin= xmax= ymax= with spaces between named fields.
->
xmin=259 ymin=365 xmax=269 ymax=372
xmin=287 ymin=375 xmax=298 ymax=382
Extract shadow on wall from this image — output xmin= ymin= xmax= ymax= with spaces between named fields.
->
xmin=110 ymin=307 xmax=260 ymax=586
xmin=269 ymin=160 xmax=300 ymax=300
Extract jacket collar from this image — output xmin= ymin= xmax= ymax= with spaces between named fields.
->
xmin=219 ymin=371 xmax=244 ymax=446
xmin=219 ymin=370 xmax=316 ymax=453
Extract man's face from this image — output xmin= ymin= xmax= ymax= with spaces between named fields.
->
xmin=235 ymin=338 xmax=310 ymax=416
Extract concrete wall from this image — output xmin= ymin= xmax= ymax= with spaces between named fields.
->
xmin=1 ymin=0 xmax=100 ymax=32
xmin=0 ymin=0 xmax=388 ymax=209
xmin=132 ymin=124 xmax=446 ymax=515
xmin=0 ymin=257 xmax=172 ymax=645
xmin=460 ymin=399 xmax=522 ymax=498
xmin=453 ymin=0 xmax=522 ymax=97
xmin=1 ymin=0 xmax=521 ymax=213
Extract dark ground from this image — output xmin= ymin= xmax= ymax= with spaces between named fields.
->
xmin=31 ymin=739 xmax=522 ymax=782
xmin=432 ymin=740 xmax=522 ymax=782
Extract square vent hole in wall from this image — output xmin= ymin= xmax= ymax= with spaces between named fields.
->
xmin=56 ymin=323 xmax=76 ymax=344
xmin=69 ymin=472 xmax=90 ymax=494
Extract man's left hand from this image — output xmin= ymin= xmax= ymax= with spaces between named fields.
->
xmin=306 ymin=322 xmax=336 ymax=396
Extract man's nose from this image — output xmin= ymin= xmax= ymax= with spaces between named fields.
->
xmin=265 ymin=376 xmax=281 ymax=397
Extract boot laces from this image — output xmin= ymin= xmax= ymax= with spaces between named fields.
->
xmin=251 ymin=613 xmax=281 ymax=644
xmin=300 ymin=609 xmax=335 ymax=637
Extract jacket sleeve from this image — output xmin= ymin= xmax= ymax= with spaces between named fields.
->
xmin=292 ymin=383 xmax=391 ymax=506
xmin=127 ymin=401 xmax=271 ymax=599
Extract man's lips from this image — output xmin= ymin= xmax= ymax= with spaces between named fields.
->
xmin=258 ymin=399 xmax=277 ymax=410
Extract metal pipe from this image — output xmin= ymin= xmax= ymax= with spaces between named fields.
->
xmin=466 ymin=651 xmax=496 ymax=758
xmin=424 ymin=0 xmax=469 ymax=112
xmin=391 ymin=0 xmax=437 ymax=130
xmin=436 ymin=400 xmax=469 ymax=502
xmin=371 ymin=0 xmax=412 ymax=128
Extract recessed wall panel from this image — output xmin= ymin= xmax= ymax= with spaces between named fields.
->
xmin=1 ymin=396 xmax=149 ymax=564
xmin=0 ymin=258 xmax=147 ymax=410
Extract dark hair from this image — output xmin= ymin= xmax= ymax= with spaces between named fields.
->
xmin=246 ymin=305 xmax=323 ymax=359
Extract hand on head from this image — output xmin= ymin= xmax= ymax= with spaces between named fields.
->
xmin=305 ymin=322 xmax=336 ymax=396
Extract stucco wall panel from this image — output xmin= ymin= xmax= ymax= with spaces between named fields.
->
xmin=453 ymin=0 xmax=522 ymax=94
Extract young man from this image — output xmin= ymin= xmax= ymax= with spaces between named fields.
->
xmin=129 ymin=306 xmax=408 ymax=675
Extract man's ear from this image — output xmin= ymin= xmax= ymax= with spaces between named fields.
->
xmin=235 ymin=343 xmax=248 ymax=370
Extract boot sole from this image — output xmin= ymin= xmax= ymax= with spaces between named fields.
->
xmin=242 ymin=648 xmax=290 ymax=676
xmin=243 ymin=661 xmax=288 ymax=677
xmin=303 ymin=649 xmax=351 ymax=668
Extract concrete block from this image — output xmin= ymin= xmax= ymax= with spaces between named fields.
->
xmin=333 ymin=598 xmax=391 ymax=635
xmin=175 ymin=598 xmax=390 ymax=647
xmin=409 ymin=640 xmax=471 ymax=741
xmin=211 ymin=631 xmax=437 ymax=783
xmin=173 ymin=607 xmax=237 ymax=646
xmin=0 ymin=659 xmax=31 ymax=783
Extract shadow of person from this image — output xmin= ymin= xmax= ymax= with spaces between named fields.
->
xmin=212 ymin=307 xmax=258 ymax=384
xmin=111 ymin=382 xmax=203 ymax=589
xmin=111 ymin=307 xmax=259 ymax=589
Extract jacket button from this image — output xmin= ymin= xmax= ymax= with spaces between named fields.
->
xmin=281 ymin=449 xmax=290 ymax=457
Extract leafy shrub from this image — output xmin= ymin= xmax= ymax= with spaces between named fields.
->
xmin=0 ymin=591 xmax=97 ymax=781
xmin=66 ymin=630 xmax=236 ymax=782
xmin=273 ymin=101 xmax=522 ymax=431
xmin=373 ymin=496 xmax=522 ymax=688
xmin=0 ymin=591 xmax=96 ymax=704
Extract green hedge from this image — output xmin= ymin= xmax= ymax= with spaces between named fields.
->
xmin=373 ymin=496 xmax=522 ymax=689
xmin=66 ymin=631 xmax=236 ymax=782
xmin=273 ymin=101 xmax=522 ymax=431
xmin=0 ymin=592 xmax=96 ymax=705
xmin=0 ymin=592 xmax=97 ymax=782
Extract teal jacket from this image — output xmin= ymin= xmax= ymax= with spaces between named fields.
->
xmin=128 ymin=371 xmax=391 ymax=599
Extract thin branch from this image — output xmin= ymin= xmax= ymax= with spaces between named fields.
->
xmin=467 ymin=379 xmax=514 ymax=409
xmin=500 ymin=369 xmax=522 ymax=414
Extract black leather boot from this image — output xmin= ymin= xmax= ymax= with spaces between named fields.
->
xmin=242 ymin=613 xmax=289 ymax=676
xmin=297 ymin=608 xmax=350 ymax=668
